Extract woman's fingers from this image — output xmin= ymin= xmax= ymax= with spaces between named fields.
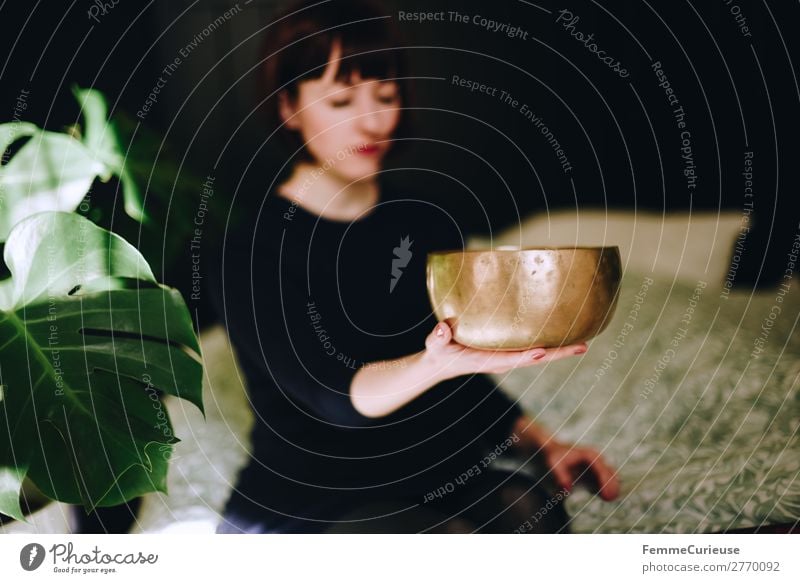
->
xmin=468 ymin=342 xmax=588 ymax=372
xmin=531 ymin=342 xmax=588 ymax=364
xmin=550 ymin=462 xmax=574 ymax=493
xmin=425 ymin=322 xmax=589 ymax=374
xmin=589 ymin=456 xmax=620 ymax=501
xmin=570 ymin=449 xmax=620 ymax=501
xmin=424 ymin=321 xmax=452 ymax=351
xmin=544 ymin=443 xmax=621 ymax=502
xmin=474 ymin=347 xmax=547 ymax=373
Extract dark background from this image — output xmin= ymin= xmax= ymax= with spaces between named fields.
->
xmin=1 ymin=0 xmax=798 ymax=329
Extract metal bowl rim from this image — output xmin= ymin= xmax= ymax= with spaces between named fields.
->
xmin=427 ymin=245 xmax=621 ymax=258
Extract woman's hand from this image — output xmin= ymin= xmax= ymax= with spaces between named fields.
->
xmin=351 ymin=319 xmax=583 ymax=419
xmin=513 ymin=410 xmax=620 ymax=503
xmin=539 ymin=439 xmax=620 ymax=501
xmin=422 ymin=320 xmax=588 ymax=379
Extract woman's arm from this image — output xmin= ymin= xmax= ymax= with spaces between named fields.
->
xmin=512 ymin=414 xmax=558 ymax=450
xmin=350 ymin=349 xmax=445 ymax=418
xmin=351 ymin=320 xmax=588 ymax=418
xmin=512 ymin=413 xmax=621 ymax=500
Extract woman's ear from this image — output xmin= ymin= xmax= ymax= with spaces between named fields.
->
xmin=278 ymin=90 xmax=300 ymax=130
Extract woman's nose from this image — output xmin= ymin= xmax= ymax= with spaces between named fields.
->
xmin=356 ymin=107 xmax=382 ymax=134
xmin=355 ymin=95 xmax=393 ymax=135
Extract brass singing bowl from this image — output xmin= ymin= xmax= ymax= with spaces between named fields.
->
xmin=426 ymin=246 xmax=622 ymax=350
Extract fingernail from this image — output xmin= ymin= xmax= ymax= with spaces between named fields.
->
xmin=573 ymin=347 xmax=586 ymax=355
xmin=435 ymin=324 xmax=444 ymax=337
xmin=531 ymin=349 xmax=546 ymax=360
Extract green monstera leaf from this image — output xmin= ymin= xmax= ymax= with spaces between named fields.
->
xmin=0 ymin=212 xmax=202 ymax=521
xmin=0 ymin=87 xmax=147 ymax=242
xmin=0 ymin=129 xmax=106 ymax=241
xmin=71 ymin=86 xmax=147 ymax=224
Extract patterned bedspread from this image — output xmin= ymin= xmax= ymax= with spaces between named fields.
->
xmin=492 ymin=269 xmax=799 ymax=533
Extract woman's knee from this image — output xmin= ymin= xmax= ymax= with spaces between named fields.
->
xmin=493 ymin=481 xmax=571 ymax=534
xmin=454 ymin=473 xmax=571 ymax=534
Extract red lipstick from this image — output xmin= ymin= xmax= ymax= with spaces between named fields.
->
xmin=355 ymin=143 xmax=380 ymax=155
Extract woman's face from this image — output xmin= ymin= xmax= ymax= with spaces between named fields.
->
xmin=279 ymin=41 xmax=401 ymax=182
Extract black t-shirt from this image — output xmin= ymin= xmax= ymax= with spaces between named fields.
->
xmin=211 ymin=185 xmax=522 ymax=515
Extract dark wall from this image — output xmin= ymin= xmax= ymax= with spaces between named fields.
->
xmin=1 ymin=0 xmax=798 ymax=307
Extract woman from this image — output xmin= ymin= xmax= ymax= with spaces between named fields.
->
xmin=213 ymin=0 xmax=619 ymax=533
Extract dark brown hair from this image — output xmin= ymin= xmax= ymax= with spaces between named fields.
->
xmin=260 ymin=0 xmax=413 ymax=163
